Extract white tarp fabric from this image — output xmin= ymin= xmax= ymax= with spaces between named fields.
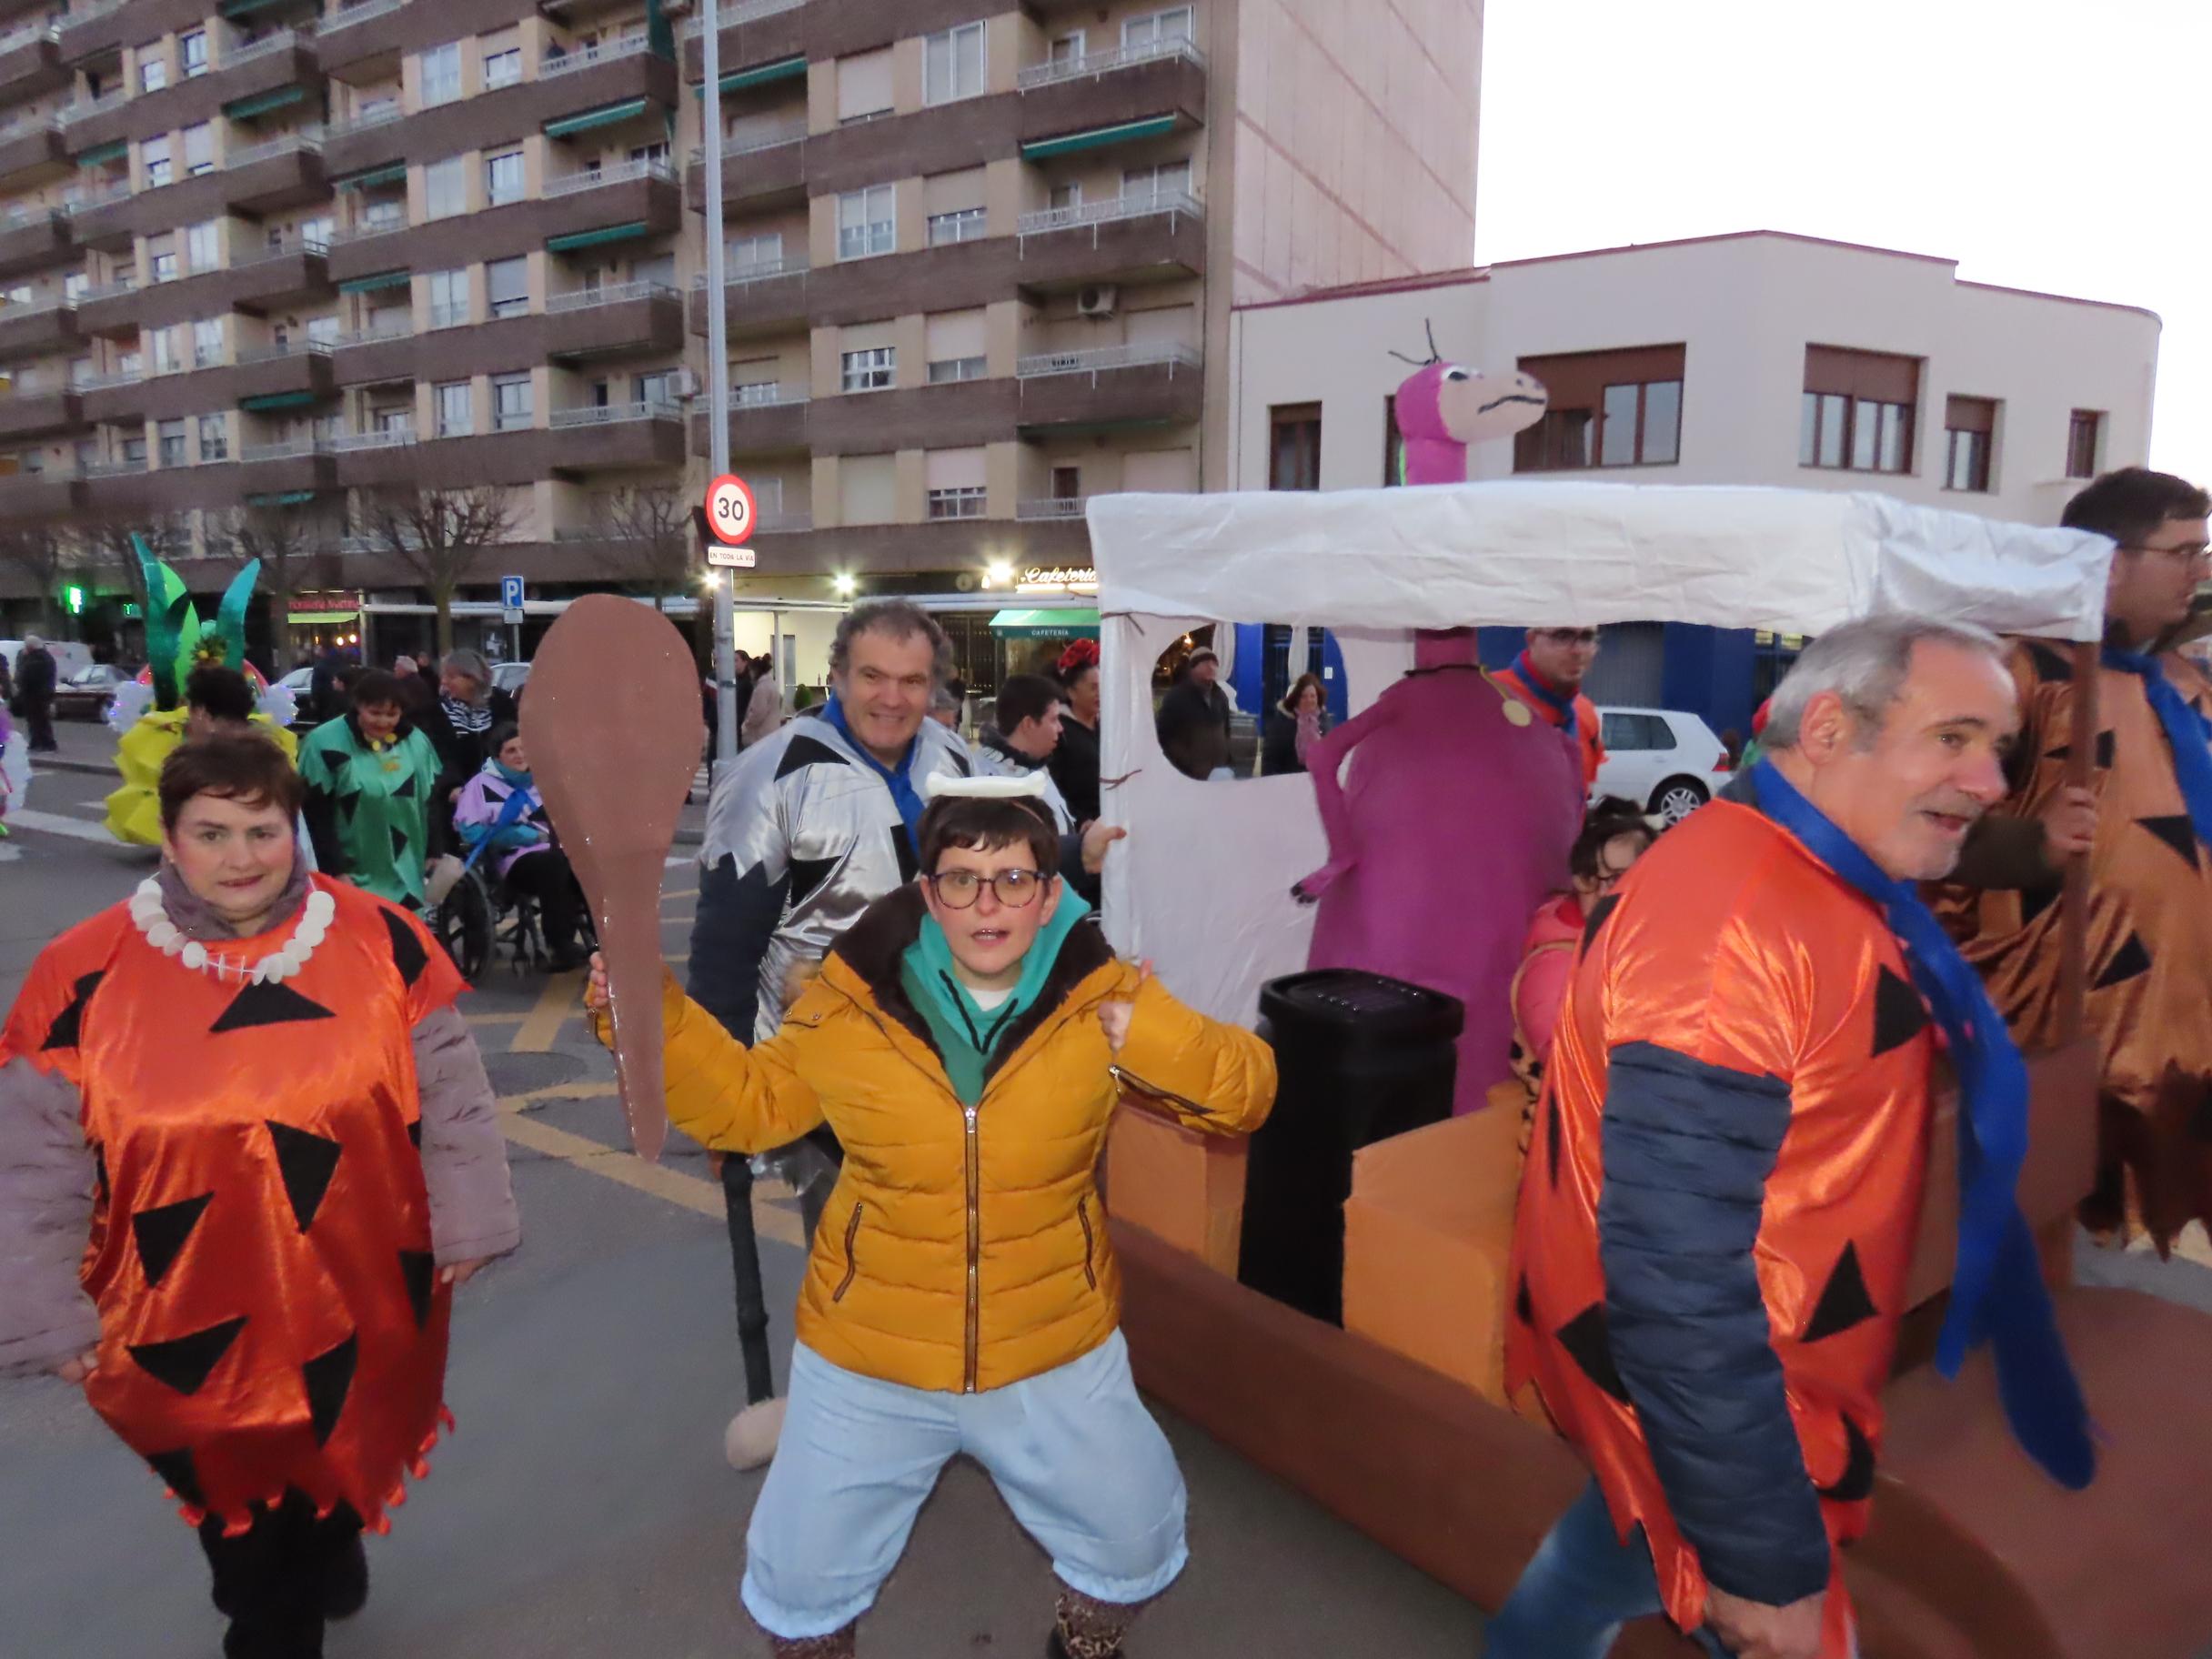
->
xmin=1091 ymin=482 xmax=2115 ymax=1026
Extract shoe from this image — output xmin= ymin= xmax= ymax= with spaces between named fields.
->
xmin=320 ymin=1533 xmax=369 ymax=1621
xmin=724 ymin=1396 xmax=788 ymax=1470
xmin=545 ymin=950 xmax=586 ymax=974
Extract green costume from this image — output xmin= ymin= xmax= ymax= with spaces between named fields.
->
xmin=297 ymin=714 xmax=443 ymax=908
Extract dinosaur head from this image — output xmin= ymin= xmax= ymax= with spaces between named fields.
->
xmin=1393 ymin=351 xmax=1549 ymax=487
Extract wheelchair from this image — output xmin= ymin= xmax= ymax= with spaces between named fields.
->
xmin=429 ymin=859 xmax=592 ymax=982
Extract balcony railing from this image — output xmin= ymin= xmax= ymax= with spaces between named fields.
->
xmin=547 ymin=278 xmax=677 ymax=312
xmin=82 ymin=455 xmax=147 ymax=477
xmin=544 ymin=156 xmax=672 ymax=196
xmin=0 ymin=110 xmax=61 ymax=141
xmin=226 ymin=129 xmax=323 ymax=169
xmin=241 ymin=437 xmax=327 ymax=462
xmin=61 ymin=182 xmax=131 ymax=215
xmin=60 ymin=0 xmax=128 ymax=35
xmin=688 ymin=122 xmax=806 ymax=166
xmin=1017 ymin=34 xmax=1205 ymax=91
xmin=731 ymin=382 xmax=807 ymax=408
xmin=334 ymin=318 xmax=412 ymax=347
xmin=682 ymin=0 xmax=806 ymax=37
xmin=538 ymin=34 xmax=651 ymax=78
xmin=0 ymin=22 xmax=60 ymax=54
xmin=1016 ymin=497 xmax=1087 ymax=521
xmin=325 ymin=101 xmax=402 ymax=137
xmin=327 ymin=427 xmax=414 ymax=451
xmin=56 ymin=88 xmax=127 ymax=125
xmin=224 ymin=28 xmax=299 ymax=68
xmin=236 ymin=338 xmax=333 ymax=364
xmin=72 ymin=277 xmax=132 ymax=302
xmin=0 ymin=293 xmax=71 ymax=317
xmin=328 ymin=215 xmax=407 ymax=245
xmin=691 ymin=254 xmax=808 ymax=288
xmin=549 ymin=399 xmax=679 ymax=427
xmin=1017 ymin=188 xmax=1203 ymax=237
xmin=0 ymin=203 xmax=57 ymax=230
xmin=233 ymin=236 xmax=330 ymax=266
xmin=755 ymin=509 xmax=810 ymax=533
xmin=320 ymin=0 xmax=406 ymax=33
xmin=73 ymin=368 xmax=141 ymax=390
xmin=1015 ymin=340 xmax=1202 ymax=379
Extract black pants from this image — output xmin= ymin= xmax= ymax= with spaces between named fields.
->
xmin=197 ymin=1492 xmax=365 ymax=1659
xmin=505 ymin=849 xmax=584 ymax=958
xmin=19 ymin=698 xmax=55 ymax=751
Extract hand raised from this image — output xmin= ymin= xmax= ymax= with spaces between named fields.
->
xmin=585 ymin=950 xmax=609 ymax=1010
xmin=1100 ymin=960 xmax=1151 ymax=1053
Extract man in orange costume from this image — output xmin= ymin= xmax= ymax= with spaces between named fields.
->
xmin=1495 ymin=626 xmax=1607 ymax=790
xmin=1497 ymin=616 xmax=2090 ymax=1659
xmin=1943 ymin=468 xmax=2212 ymax=1250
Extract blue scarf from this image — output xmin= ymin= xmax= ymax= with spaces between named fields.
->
xmin=1750 ymin=761 xmax=2093 ymax=1491
xmin=1512 ymin=650 xmax=1579 ymax=736
xmin=824 ymin=695 xmax=928 ymax=853
xmin=2103 ymin=645 xmax=2212 ymax=846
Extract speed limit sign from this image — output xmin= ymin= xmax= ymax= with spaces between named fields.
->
xmin=705 ymin=473 xmax=757 ymax=568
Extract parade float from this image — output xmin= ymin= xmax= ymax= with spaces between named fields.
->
xmin=1087 ymin=475 xmax=2212 ymax=1658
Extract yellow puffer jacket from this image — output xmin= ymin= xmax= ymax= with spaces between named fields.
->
xmin=643 ymin=886 xmax=1275 ymax=1394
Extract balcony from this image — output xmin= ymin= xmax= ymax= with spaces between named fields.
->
xmin=0 ymin=23 xmax=67 ymax=99
xmin=57 ymin=0 xmax=133 ymax=64
xmin=327 ymin=214 xmax=407 ymax=248
xmin=0 ymin=112 xmax=64 ymax=186
xmin=1019 ymin=35 xmax=1206 ymax=93
xmin=0 ymin=202 xmax=66 ymax=278
xmin=237 ymin=434 xmax=336 ymax=492
xmin=684 ymin=123 xmax=808 ymax=213
xmin=52 ymin=84 xmax=129 ymax=151
xmin=329 ymin=424 xmax=417 ymax=485
xmin=543 ymin=156 xmax=671 ymax=198
xmin=543 ymin=278 xmax=684 ymax=360
xmin=688 ymin=256 xmax=809 ymax=340
xmin=71 ymin=276 xmax=137 ymax=336
xmin=689 ymin=387 xmax=809 ymax=458
xmin=0 ymin=468 xmax=79 ymax=519
xmin=679 ymin=0 xmax=808 ymax=83
xmin=539 ymin=33 xmax=651 ymax=80
xmin=224 ymin=26 xmax=305 ymax=69
xmin=1015 ymin=190 xmax=1207 ymax=289
xmin=320 ymin=0 xmax=404 ymax=31
xmin=811 ymin=376 xmax=1013 ymax=457
xmin=58 ymin=181 xmax=131 ymax=249
xmin=225 ymin=238 xmax=332 ymax=311
xmin=323 ymin=101 xmax=402 ymax=140
xmin=1015 ymin=341 xmax=1202 ymax=430
xmin=0 ymin=386 xmax=80 ymax=439
xmin=0 ymin=294 xmax=76 ymax=359
xmin=1016 ymin=497 xmax=1087 ymax=521
xmin=222 ymin=129 xmax=327 ymax=212
xmin=545 ymin=398 xmax=686 ymax=471
xmin=75 ymin=368 xmax=146 ymax=423
xmin=235 ymin=339 xmax=337 ymax=405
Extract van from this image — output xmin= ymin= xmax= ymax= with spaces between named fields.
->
xmin=1 ymin=638 xmax=95 ymax=686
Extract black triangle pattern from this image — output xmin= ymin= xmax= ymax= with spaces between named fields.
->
xmin=1801 ymin=1242 xmax=1879 ymax=1342
xmin=1871 ymin=968 xmax=1931 ymax=1058
xmin=407 ymin=1119 xmax=423 ymax=1151
xmin=946 ymin=747 xmax=971 ymax=777
xmin=337 ymin=791 xmax=359 ymax=826
xmin=2138 ymin=815 xmax=2201 ymax=871
xmin=129 ymin=1315 xmax=246 ymax=1396
xmin=131 ymin=1192 xmax=214 ymax=1288
xmin=1514 ymin=1275 xmax=1533 ymax=1327
xmin=211 ymin=980 xmax=337 ymax=1034
xmin=393 ymin=772 xmax=417 ymax=799
xmin=1553 ymin=1302 xmax=1632 ymax=1403
xmin=2018 ymin=879 xmax=2061 ymax=930
xmin=381 ymin=907 xmax=429 ymax=988
xmin=787 ymin=854 xmax=842 ymax=910
xmin=41 ymin=970 xmax=105 ymax=1051
xmin=1815 ymin=1413 xmax=1876 ymax=1503
xmin=1579 ymin=893 xmax=1621 ymax=960
xmin=145 ymin=1447 xmax=205 ymax=1509
xmin=400 ymin=1249 xmax=436 ymax=1329
xmin=774 ymin=733 xmax=850 ymax=781
xmin=1545 ymin=1094 xmax=1562 ymax=1190
xmin=2093 ymin=932 xmax=2152 ymax=990
xmin=265 ymin=1121 xmax=343 ymax=1232
xmin=389 ymin=823 xmax=408 ymax=861
xmin=891 ymin=822 xmax=920 ymax=884
xmin=2025 ymin=642 xmax=2074 ymax=684
xmin=303 ymin=1332 xmax=357 ymax=1446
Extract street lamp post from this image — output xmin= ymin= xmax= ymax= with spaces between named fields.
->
xmin=702 ymin=0 xmax=737 ymax=766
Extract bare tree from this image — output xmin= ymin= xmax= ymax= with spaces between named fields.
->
xmin=0 ymin=521 xmax=69 ymax=631
xmin=212 ymin=508 xmax=317 ymax=668
xmin=357 ymin=487 xmax=522 ymax=657
xmin=597 ymin=482 xmax=697 ymax=613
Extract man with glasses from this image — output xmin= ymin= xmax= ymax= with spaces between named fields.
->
xmin=1945 ymin=466 xmax=2212 ymax=1253
xmin=1496 ymin=626 xmax=1607 ymax=789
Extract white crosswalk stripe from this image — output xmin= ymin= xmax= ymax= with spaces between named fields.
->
xmin=5 ymin=807 xmax=118 ymax=845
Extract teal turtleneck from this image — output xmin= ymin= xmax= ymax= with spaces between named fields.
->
xmin=899 ymin=887 xmax=1092 ymax=1105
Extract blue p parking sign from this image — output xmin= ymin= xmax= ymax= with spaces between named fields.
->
xmin=501 ymin=575 xmax=525 ymax=610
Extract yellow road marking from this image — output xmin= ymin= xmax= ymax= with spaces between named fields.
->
xmin=498 ymin=1081 xmax=619 ymax=1111
xmin=498 ymin=1113 xmax=804 ymax=1245
xmin=513 ymin=971 xmax=579 ymax=1053
xmin=465 ymin=1010 xmax=529 ymax=1027
xmin=661 ymin=888 xmax=699 ymax=903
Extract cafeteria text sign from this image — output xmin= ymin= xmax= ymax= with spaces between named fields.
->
xmin=1017 ymin=566 xmax=1098 ymax=596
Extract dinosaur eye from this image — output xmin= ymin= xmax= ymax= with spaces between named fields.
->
xmin=1443 ymin=367 xmax=1470 ymax=382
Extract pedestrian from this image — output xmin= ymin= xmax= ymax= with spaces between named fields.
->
xmin=308 ymin=643 xmax=348 ymax=725
xmin=1496 ymin=615 xmax=2090 ymax=1659
xmin=1051 ymin=640 xmax=1102 ymax=824
xmin=1153 ymin=648 xmax=1232 ymax=781
xmin=1495 ymin=627 xmax=1607 ymax=790
xmin=975 ymin=671 xmax=1125 ymax=900
xmin=689 ymin=600 xmax=972 ymax=1467
xmin=0 ymin=733 xmax=518 ymax=1659
xmin=927 ymin=682 xmax=964 ymax=731
xmin=1261 ymin=672 xmax=1329 ymax=777
xmin=453 ymin=724 xmax=588 ymax=973
xmin=297 ymin=669 xmax=447 ymax=911
xmin=739 ymin=656 xmax=787 ymax=750
xmin=1507 ymin=796 xmax=1654 ymax=1093
xmin=420 ymin=649 xmax=517 ymax=800
xmin=13 ymin=631 xmax=58 ymax=752
xmin=588 ymin=774 xmax=1271 ymax=1659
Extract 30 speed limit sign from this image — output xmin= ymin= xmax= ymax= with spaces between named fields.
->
xmin=705 ymin=473 xmax=757 ymax=568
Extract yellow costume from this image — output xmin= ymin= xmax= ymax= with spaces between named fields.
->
xmin=106 ymin=709 xmax=298 ymax=847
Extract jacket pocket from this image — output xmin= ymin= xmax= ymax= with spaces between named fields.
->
xmin=1076 ymin=1197 xmax=1099 ymax=1292
xmin=832 ymin=1202 xmax=864 ymax=1302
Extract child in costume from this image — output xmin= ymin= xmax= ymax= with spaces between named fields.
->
xmin=588 ymin=773 xmax=1276 ymax=1658
xmin=297 ymin=669 xmax=446 ymax=910
xmin=1507 ymin=797 xmax=1657 ymax=1094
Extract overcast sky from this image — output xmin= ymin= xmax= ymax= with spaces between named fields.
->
xmin=1474 ymin=0 xmax=2205 ymax=478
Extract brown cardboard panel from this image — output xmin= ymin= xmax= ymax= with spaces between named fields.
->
xmin=1104 ymin=1100 xmax=1246 ymax=1274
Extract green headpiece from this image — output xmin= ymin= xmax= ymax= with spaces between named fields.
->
xmin=133 ymin=533 xmax=261 ymax=709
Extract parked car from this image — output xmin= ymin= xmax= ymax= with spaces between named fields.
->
xmin=1594 ymin=706 xmax=1733 ymax=824
xmin=51 ymin=662 xmax=131 ymax=720
xmin=1 ymin=638 xmax=95 ymax=684
xmin=491 ymin=661 xmax=530 ymax=696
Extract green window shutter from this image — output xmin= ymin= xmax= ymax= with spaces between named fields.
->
xmin=1020 ymin=116 xmax=1178 ymax=161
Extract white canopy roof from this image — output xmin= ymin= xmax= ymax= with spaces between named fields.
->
xmin=1088 ymin=481 xmax=2113 ymax=642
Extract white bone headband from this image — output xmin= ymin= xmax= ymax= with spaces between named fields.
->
xmin=925 ymin=772 xmax=1051 ymax=801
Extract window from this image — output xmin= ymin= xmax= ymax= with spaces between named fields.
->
xmin=435 ymin=379 xmax=472 ymax=437
xmin=372 ymin=403 xmax=411 ymax=434
xmin=142 ymin=136 xmax=172 ymax=189
xmin=1944 ymin=396 xmax=1996 ymax=494
xmin=67 ymin=356 xmax=91 ymax=387
xmin=122 ymin=436 xmax=147 ymax=466
xmin=483 ymin=46 xmax=521 ymax=89
xmin=835 ymin=47 xmax=894 ymax=124
xmin=841 ymin=346 xmax=895 ymax=393
xmin=427 ymin=268 xmax=468 ymax=329
xmin=1515 ymin=345 xmax=1687 ymax=472
xmin=2066 ymin=409 xmax=2104 ymax=480
xmin=63 ymin=271 xmax=88 ymax=300
xmin=181 ymin=30 xmax=206 ymax=77
xmin=157 ymin=418 xmax=186 ymax=467
xmin=140 ymin=50 xmax=167 ymax=93
xmin=1599 ymin=711 xmax=1672 ymax=752
xmin=424 ymin=156 xmax=467 ymax=219
xmin=1799 ymin=346 xmax=1917 ymax=475
xmin=1050 ymin=32 xmax=1086 ymax=65
xmin=420 ymin=43 xmax=461 ymax=107
xmin=1122 ymin=160 xmax=1192 ymax=204
xmin=197 ymin=414 xmax=226 ymax=459
xmin=734 ymin=378 xmax=783 ymax=407
xmin=184 ymin=123 xmax=214 ymax=177
xmin=149 ymin=246 xmax=178 ymax=284
xmin=928 ymin=486 xmax=985 ymax=518
xmin=1269 ymin=403 xmax=1321 ymax=490
xmin=926 ymin=447 xmax=986 ymax=518
xmin=636 ymin=368 xmax=679 ymax=407
xmin=728 ymin=231 xmax=782 ymax=272
xmin=837 ymin=186 xmax=895 ymax=260
xmin=193 ymin=317 xmax=223 ymax=367
xmin=928 ymin=207 xmax=986 ymax=246
xmin=929 ymin=356 xmax=985 ymax=384
xmin=1051 ymin=464 xmax=1081 ymax=500
xmin=306 ymin=315 xmax=339 ymax=347
xmin=486 ymin=256 xmax=528 ymax=319
xmin=147 ymin=324 xmax=184 ymax=374
xmin=492 ymin=373 xmax=532 ymax=431
xmin=485 ymin=149 xmax=524 ymax=207
xmin=924 ymin=22 xmax=986 ymax=106
xmin=1049 ymin=183 xmax=1081 ymax=211
xmin=926 ymin=307 xmax=986 ymax=382
xmin=1123 ymin=5 xmax=1195 ymax=48
xmin=628 ymin=140 xmax=670 ymax=167
xmin=185 ymin=220 xmax=219 ymax=273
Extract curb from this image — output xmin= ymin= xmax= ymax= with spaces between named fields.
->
xmin=29 ymin=757 xmax=114 ymax=778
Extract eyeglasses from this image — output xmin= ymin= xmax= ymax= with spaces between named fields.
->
xmin=925 ymin=869 xmax=1045 ymax=909
xmin=2119 ymin=541 xmax=2212 ymax=567
xmin=1538 ymin=628 xmax=1601 ymax=646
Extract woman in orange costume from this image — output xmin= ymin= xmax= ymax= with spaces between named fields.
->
xmin=0 ymin=734 xmax=518 ymax=1659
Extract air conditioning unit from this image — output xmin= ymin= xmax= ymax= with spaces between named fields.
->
xmin=673 ymin=367 xmax=701 ymax=398
xmin=1077 ymin=284 xmax=1119 ymax=319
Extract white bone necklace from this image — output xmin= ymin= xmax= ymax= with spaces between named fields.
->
xmin=128 ymin=878 xmax=337 ymax=986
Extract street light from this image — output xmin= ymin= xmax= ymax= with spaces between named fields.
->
xmin=985 ymin=560 xmax=1014 ymax=588
xmin=832 ymin=573 xmax=857 ymax=598
xmin=700 ymin=570 xmax=724 ymax=591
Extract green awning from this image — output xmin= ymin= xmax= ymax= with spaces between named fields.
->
xmin=337 ymin=269 xmax=409 ymax=294
xmin=287 ymin=607 xmax=354 ymax=620
xmin=250 ymin=490 xmax=319 ymax=508
xmin=1020 ymin=116 xmax=1178 ymax=160
xmin=693 ymin=55 xmax=805 ymax=96
xmin=335 ymin=163 xmax=406 ymax=192
xmin=75 ymin=140 xmax=126 ymax=166
xmin=546 ymin=220 xmax=648 ymax=253
xmin=240 ymin=391 xmax=320 ymax=411
xmin=219 ymin=0 xmax=307 ymax=15
xmin=543 ymin=97 xmax=649 ymax=138
xmin=224 ymin=84 xmax=307 ymax=121
xmin=989 ymin=608 xmax=1100 ymax=639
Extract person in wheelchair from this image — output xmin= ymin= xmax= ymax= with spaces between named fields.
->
xmin=452 ymin=724 xmax=588 ymax=973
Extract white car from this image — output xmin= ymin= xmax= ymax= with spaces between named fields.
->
xmin=1594 ymin=706 xmax=1734 ymax=825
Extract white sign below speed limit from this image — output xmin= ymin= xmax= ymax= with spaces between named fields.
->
xmin=705 ymin=473 xmax=757 ymax=568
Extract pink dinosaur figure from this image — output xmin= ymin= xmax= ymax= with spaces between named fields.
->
xmin=1295 ymin=342 xmax=1574 ymax=1113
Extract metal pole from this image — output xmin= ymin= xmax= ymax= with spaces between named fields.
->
xmin=703 ymin=0 xmax=738 ymax=765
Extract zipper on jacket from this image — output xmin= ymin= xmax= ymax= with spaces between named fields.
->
xmin=963 ymin=1101 xmax=980 ymax=1393
xmin=1077 ymin=1197 xmax=1099 ymax=1292
xmin=832 ymin=1202 xmax=863 ymax=1302
xmin=1109 ymin=1063 xmax=1214 ymax=1119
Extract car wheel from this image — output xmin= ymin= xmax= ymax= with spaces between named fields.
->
xmin=1651 ymin=777 xmax=1709 ymax=825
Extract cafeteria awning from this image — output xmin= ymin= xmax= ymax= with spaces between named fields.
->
xmin=989 ymin=607 xmax=1101 ymax=639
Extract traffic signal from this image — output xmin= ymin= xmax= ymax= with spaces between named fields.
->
xmin=63 ymin=583 xmax=84 ymax=615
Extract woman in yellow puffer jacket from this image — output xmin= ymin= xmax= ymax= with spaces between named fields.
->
xmin=591 ymin=776 xmax=1274 ymax=1659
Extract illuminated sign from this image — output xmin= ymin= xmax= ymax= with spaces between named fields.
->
xmin=1016 ymin=565 xmax=1097 ymax=596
